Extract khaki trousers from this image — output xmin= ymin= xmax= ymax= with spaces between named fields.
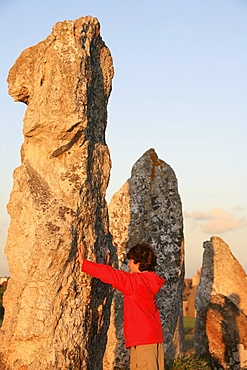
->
xmin=130 ymin=343 xmax=164 ymax=370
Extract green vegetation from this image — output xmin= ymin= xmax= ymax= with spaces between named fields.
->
xmin=165 ymin=354 xmax=212 ymax=370
xmin=164 ymin=317 xmax=213 ymax=369
xmin=183 ymin=316 xmax=196 ymax=331
xmin=183 ymin=316 xmax=196 ymax=354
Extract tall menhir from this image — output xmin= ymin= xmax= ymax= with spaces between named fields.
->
xmin=0 ymin=16 xmax=114 ymax=370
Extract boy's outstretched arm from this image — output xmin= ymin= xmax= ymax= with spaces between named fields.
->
xmin=78 ymin=243 xmax=132 ymax=294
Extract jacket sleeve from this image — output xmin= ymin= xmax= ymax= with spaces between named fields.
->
xmin=81 ymin=259 xmax=134 ymax=295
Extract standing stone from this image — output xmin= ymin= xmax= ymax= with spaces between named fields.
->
xmin=195 ymin=236 xmax=247 ymax=369
xmin=104 ymin=149 xmax=185 ymax=369
xmin=0 ymin=16 xmax=114 ymax=370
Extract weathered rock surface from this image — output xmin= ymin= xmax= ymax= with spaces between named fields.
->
xmin=104 ymin=149 xmax=185 ymax=368
xmin=195 ymin=236 xmax=247 ymax=370
xmin=0 ymin=16 xmax=114 ymax=370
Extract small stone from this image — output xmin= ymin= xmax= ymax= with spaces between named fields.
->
xmin=195 ymin=236 xmax=247 ymax=370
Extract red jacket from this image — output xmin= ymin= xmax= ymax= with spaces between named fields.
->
xmin=81 ymin=259 xmax=165 ymax=348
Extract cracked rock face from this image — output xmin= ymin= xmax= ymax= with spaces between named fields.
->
xmin=104 ymin=149 xmax=185 ymax=368
xmin=0 ymin=16 xmax=114 ymax=370
xmin=195 ymin=237 xmax=247 ymax=370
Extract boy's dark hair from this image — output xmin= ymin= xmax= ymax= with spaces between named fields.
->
xmin=127 ymin=243 xmax=157 ymax=271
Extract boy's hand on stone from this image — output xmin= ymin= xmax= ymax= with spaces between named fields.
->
xmin=78 ymin=242 xmax=86 ymax=264
xmin=78 ymin=242 xmax=110 ymax=265
xmin=105 ymin=250 xmax=110 ymax=265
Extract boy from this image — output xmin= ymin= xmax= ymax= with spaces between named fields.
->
xmin=78 ymin=242 xmax=165 ymax=370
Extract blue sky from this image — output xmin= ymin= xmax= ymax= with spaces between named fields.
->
xmin=0 ymin=0 xmax=246 ymax=278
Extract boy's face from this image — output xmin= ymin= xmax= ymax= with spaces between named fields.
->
xmin=128 ymin=259 xmax=140 ymax=273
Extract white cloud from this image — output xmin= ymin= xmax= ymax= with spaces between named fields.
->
xmin=233 ymin=205 xmax=245 ymax=212
xmin=184 ymin=208 xmax=247 ymax=234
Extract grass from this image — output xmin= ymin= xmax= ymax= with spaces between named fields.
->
xmin=165 ymin=354 xmax=212 ymax=370
xmin=183 ymin=316 xmax=196 ymax=332
xmin=183 ymin=316 xmax=195 ymax=354
xmin=165 ymin=317 xmax=213 ymax=369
